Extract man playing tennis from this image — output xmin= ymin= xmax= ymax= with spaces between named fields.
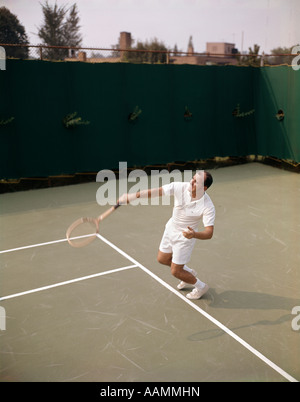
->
xmin=118 ymin=170 xmax=215 ymax=300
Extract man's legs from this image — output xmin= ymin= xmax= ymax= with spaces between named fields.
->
xmin=157 ymin=251 xmax=197 ymax=284
xmin=157 ymin=250 xmax=209 ymax=299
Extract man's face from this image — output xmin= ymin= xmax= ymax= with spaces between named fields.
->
xmin=189 ymin=171 xmax=206 ymax=198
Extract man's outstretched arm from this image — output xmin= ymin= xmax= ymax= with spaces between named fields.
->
xmin=118 ymin=187 xmax=164 ymax=204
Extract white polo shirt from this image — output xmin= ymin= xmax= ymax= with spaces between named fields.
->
xmin=159 ymin=182 xmax=215 ymax=265
xmin=162 ymin=182 xmax=215 ymax=231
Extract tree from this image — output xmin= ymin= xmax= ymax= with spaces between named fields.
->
xmin=269 ymin=46 xmax=296 ymax=65
xmin=247 ymin=44 xmax=260 ymax=66
xmin=173 ymin=44 xmax=179 ymax=56
xmin=237 ymin=44 xmax=260 ymax=66
xmin=37 ymin=1 xmax=82 ymax=60
xmin=0 ymin=6 xmax=29 ymax=59
xmin=124 ymin=38 xmax=169 ymax=64
xmin=187 ymin=35 xmax=194 ymax=53
xmin=63 ymin=4 xmax=82 ymax=48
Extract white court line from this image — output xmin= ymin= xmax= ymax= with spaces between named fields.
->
xmin=0 ymin=234 xmax=92 ymax=254
xmin=96 ymin=233 xmax=298 ymax=383
xmin=0 ymin=265 xmax=137 ymax=301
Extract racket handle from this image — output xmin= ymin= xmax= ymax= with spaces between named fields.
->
xmin=98 ymin=203 xmax=120 ymax=221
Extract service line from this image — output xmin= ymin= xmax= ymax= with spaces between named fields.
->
xmin=0 ymin=265 xmax=137 ymax=301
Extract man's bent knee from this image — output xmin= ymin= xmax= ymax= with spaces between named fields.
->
xmin=157 ymin=251 xmax=172 ymax=266
xmin=171 ymin=263 xmax=184 ymax=279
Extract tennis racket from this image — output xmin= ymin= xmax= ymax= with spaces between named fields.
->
xmin=66 ymin=203 xmax=121 ymax=248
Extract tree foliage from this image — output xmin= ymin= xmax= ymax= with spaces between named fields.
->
xmin=63 ymin=4 xmax=82 ymax=48
xmin=37 ymin=1 xmax=82 ymax=60
xmin=237 ymin=44 xmax=261 ymax=66
xmin=269 ymin=46 xmax=297 ymax=65
xmin=0 ymin=6 xmax=29 ymax=58
xmin=123 ymin=38 xmax=169 ymax=64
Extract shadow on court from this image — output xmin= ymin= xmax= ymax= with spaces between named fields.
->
xmin=208 ymin=289 xmax=300 ymax=311
xmin=189 ymin=288 xmax=300 ymax=342
xmin=188 ymin=313 xmax=293 ymax=342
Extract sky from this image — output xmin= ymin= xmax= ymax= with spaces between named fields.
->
xmin=2 ymin=0 xmax=299 ymax=54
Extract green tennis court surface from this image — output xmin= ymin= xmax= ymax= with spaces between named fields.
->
xmin=0 ymin=163 xmax=299 ymax=382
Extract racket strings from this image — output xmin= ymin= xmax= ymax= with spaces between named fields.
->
xmin=67 ymin=218 xmax=99 ymax=247
xmin=66 ymin=204 xmax=120 ymax=248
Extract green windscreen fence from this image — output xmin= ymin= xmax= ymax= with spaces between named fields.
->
xmin=254 ymin=67 xmax=300 ymax=162
xmin=0 ymin=60 xmax=299 ymax=179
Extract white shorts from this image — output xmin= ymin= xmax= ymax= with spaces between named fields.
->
xmin=159 ymin=219 xmax=196 ymax=265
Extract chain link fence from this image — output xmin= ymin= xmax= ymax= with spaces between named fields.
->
xmin=0 ymin=43 xmax=297 ymax=66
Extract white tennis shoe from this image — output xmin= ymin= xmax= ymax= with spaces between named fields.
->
xmin=186 ymin=284 xmax=209 ymax=300
xmin=177 ymin=269 xmax=198 ymax=290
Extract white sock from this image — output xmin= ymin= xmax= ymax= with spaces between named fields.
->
xmin=194 ymin=278 xmax=206 ymax=290
xmin=183 ymin=265 xmax=193 ymax=273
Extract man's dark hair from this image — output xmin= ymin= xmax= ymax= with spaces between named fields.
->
xmin=204 ymin=171 xmax=213 ymax=189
